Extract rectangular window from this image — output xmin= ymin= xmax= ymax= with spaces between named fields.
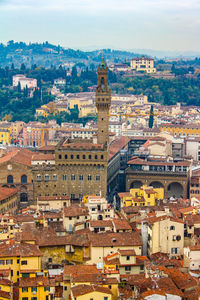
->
xmin=96 ymin=175 xmax=100 ymax=181
xmin=125 ymin=266 xmax=131 ymax=271
xmin=0 ymin=260 xmax=5 ymax=265
xmin=52 ymin=174 xmax=57 ymax=181
xmin=171 ymin=247 xmax=179 ymax=254
xmin=126 ymin=256 xmax=130 ymax=261
xmin=79 ymin=175 xmax=83 ymax=181
xmin=44 ymin=287 xmax=50 ymax=292
xmin=71 ymin=174 xmax=75 ymax=181
xmin=6 ymin=259 xmax=13 ymax=265
xmin=88 ymin=175 xmax=92 ymax=181
xmin=62 ymin=175 xmax=67 ymax=181
xmin=71 ymin=194 xmax=75 ymax=199
xmin=31 ymin=287 xmax=37 ymax=292
xmin=21 ymin=260 xmax=28 ymax=265
xmin=22 ymin=287 xmax=28 ymax=293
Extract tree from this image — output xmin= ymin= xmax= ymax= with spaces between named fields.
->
xmin=17 ymin=82 xmax=21 ymax=93
xmin=1 ymin=114 xmax=12 ymax=121
xmin=47 ymin=102 xmax=56 ymax=115
xmin=148 ymin=105 xmax=154 ymax=128
xmin=71 ymin=66 xmax=77 ymax=80
xmin=20 ymin=63 xmax=26 ymax=71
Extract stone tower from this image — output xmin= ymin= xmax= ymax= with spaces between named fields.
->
xmin=96 ymin=54 xmax=111 ymax=146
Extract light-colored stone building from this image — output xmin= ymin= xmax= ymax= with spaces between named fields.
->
xmin=147 ymin=216 xmax=184 ymax=258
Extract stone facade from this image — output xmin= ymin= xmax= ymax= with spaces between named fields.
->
xmin=0 ymin=149 xmax=34 ymax=205
xmin=32 ymin=58 xmax=111 ymax=200
xmin=96 ymin=56 xmax=111 ymax=145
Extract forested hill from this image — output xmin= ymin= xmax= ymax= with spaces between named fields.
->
xmin=0 ymin=41 xmax=141 ymax=68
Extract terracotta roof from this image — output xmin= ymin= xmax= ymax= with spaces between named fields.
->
xmin=128 ymin=157 xmax=191 ymax=167
xmin=147 ymin=215 xmax=184 ymax=225
xmin=72 ymin=273 xmax=117 ymax=284
xmin=71 ymin=284 xmax=112 ymax=297
xmin=118 ymin=286 xmax=133 ymax=300
xmin=38 ymin=195 xmax=70 ymax=201
xmin=0 ymin=187 xmax=18 ymax=201
xmin=150 ymin=252 xmax=182 ymax=268
xmin=142 ymin=289 xmax=166 ymax=297
xmin=179 ymin=206 xmax=198 ymax=214
xmin=38 ymin=145 xmax=55 ymax=151
xmin=109 ymin=136 xmax=127 ymax=160
xmin=64 ymin=205 xmax=89 ymax=217
xmin=118 ymin=192 xmax=131 ymax=198
xmin=118 ymin=249 xmax=136 ymax=256
xmin=0 ymin=149 xmax=34 ymax=167
xmin=88 ymin=232 xmax=142 ymax=247
xmin=0 ymin=242 xmax=42 ymax=257
xmin=19 ymin=276 xmax=55 ymax=287
xmin=0 ymin=290 xmax=10 ymax=299
xmin=184 ymin=214 xmax=200 ymax=226
xmin=0 ymin=278 xmax=11 ymax=286
xmin=89 ymin=220 xmax=113 ymax=228
xmin=165 ymin=269 xmax=197 ymax=290
xmin=64 ymin=265 xmax=99 ymax=277
xmin=190 ymin=242 xmax=200 ymax=251
xmin=112 ymin=219 xmax=132 ymax=231
xmin=32 ymin=154 xmax=55 ymax=161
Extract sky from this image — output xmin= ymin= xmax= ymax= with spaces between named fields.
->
xmin=0 ymin=0 xmax=200 ymax=52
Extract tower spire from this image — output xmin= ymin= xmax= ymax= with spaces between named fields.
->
xmin=101 ymin=50 xmax=105 ymax=68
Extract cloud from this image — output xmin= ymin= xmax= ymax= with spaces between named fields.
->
xmin=1 ymin=0 xmax=200 ymax=13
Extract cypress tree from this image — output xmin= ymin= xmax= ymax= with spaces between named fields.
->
xmin=149 ymin=105 xmax=154 ymax=128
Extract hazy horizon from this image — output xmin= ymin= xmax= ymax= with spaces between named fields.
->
xmin=0 ymin=0 xmax=200 ymax=53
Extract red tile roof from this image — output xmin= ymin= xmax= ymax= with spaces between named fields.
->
xmin=88 ymin=232 xmax=142 ymax=247
xmin=0 ymin=187 xmax=18 ymax=201
xmin=32 ymin=154 xmax=55 ymax=161
xmin=112 ymin=219 xmax=132 ymax=231
xmin=71 ymin=284 xmax=113 ymax=297
xmin=19 ymin=276 xmax=55 ymax=287
xmin=0 ymin=149 xmax=34 ymax=167
xmin=109 ymin=136 xmax=127 ymax=160
xmin=63 ymin=205 xmax=89 ymax=217
xmin=0 ymin=242 xmax=42 ymax=257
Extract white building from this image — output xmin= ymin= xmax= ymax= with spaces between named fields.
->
xmin=109 ymin=121 xmax=123 ymax=136
xmin=86 ymin=195 xmax=114 ymax=221
xmin=13 ymin=75 xmax=37 ymax=89
xmin=185 ymin=137 xmax=200 ymax=161
xmin=130 ymin=57 xmax=156 ymax=73
xmin=54 ymin=78 xmax=66 ymax=86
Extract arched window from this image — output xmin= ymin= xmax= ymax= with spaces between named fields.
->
xmin=53 ymin=174 xmax=57 ymax=181
xmin=20 ymin=193 xmax=28 ymax=202
xmin=44 ymin=174 xmax=50 ymax=182
xmin=7 ymin=175 xmax=13 ymax=184
xmin=71 ymin=174 xmax=75 ymax=181
xmin=21 ymin=175 xmax=27 ymax=184
xmin=36 ymin=174 xmax=41 ymax=182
